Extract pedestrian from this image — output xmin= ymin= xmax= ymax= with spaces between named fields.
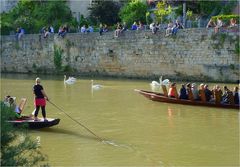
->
xmin=33 ymin=77 xmax=49 ymax=121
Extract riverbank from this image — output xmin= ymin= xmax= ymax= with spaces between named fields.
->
xmin=1 ymin=28 xmax=239 ymax=82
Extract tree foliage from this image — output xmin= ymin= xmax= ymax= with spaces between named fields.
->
xmin=174 ymin=0 xmax=237 ymax=17
xmin=0 ymin=0 xmax=77 ymax=35
xmin=154 ymin=1 xmax=172 ymax=23
xmin=89 ymin=1 xmax=121 ymax=25
xmin=119 ymin=0 xmax=148 ymax=26
xmin=1 ymin=102 xmax=47 ymax=166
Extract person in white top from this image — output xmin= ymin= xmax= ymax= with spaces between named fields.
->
xmin=214 ymin=18 xmax=223 ymax=33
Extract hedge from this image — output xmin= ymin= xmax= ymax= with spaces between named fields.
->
xmin=211 ymin=14 xmax=240 ymax=25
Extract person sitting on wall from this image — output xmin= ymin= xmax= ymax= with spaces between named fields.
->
xmin=121 ymin=22 xmax=128 ymax=33
xmin=80 ymin=25 xmax=87 ymax=33
xmin=115 ymin=22 xmax=122 ymax=37
xmin=206 ymin=18 xmax=216 ymax=28
xmin=214 ymin=17 xmax=223 ymax=33
xmin=131 ymin=22 xmax=138 ymax=30
xmin=165 ymin=21 xmax=173 ymax=37
xmin=149 ymin=22 xmax=157 ymax=34
xmin=137 ymin=21 xmax=144 ymax=30
xmin=172 ymin=20 xmax=184 ymax=35
xmin=229 ymin=18 xmax=237 ymax=28
xmin=99 ymin=24 xmax=104 ymax=36
xmin=58 ymin=25 xmax=68 ymax=38
xmin=103 ymin=24 xmax=109 ymax=32
xmin=87 ymin=25 xmax=94 ymax=33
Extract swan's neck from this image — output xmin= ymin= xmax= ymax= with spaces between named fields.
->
xmin=159 ymin=77 xmax=162 ymax=84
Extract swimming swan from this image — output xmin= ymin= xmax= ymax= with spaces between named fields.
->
xmin=91 ymin=80 xmax=103 ymax=90
xmin=64 ymin=75 xmax=76 ymax=85
xmin=150 ymin=76 xmax=170 ymax=87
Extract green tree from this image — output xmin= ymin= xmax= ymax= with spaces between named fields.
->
xmin=1 ymin=102 xmax=47 ymax=166
xmin=174 ymin=0 xmax=237 ymax=17
xmin=89 ymin=1 xmax=121 ymax=25
xmin=0 ymin=0 xmax=76 ymax=35
xmin=154 ymin=1 xmax=172 ymax=23
xmin=119 ymin=0 xmax=147 ymax=26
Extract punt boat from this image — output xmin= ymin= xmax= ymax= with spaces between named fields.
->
xmin=135 ymin=89 xmax=239 ymax=110
xmin=7 ymin=118 xmax=60 ymax=129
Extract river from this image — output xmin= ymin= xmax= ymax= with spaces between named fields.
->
xmin=1 ymin=73 xmax=239 ymax=166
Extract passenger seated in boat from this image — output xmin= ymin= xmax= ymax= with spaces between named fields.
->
xmin=8 ymin=97 xmax=22 ymax=118
xmin=204 ymin=84 xmax=213 ymax=102
xmin=186 ymin=83 xmax=194 ymax=101
xmin=4 ymin=96 xmax=30 ymax=119
xmin=191 ymin=83 xmax=199 ymax=100
xmin=168 ymin=83 xmax=178 ymax=98
xmin=233 ymin=86 xmax=239 ymax=105
xmin=213 ymin=85 xmax=223 ymax=104
xmin=179 ymin=84 xmax=188 ymax=100
xmin=198 ymin=83 xmax=206 ymax=102
xmin=3 ymin=95 xmax=11 ymax=105
xmin=222 ymin=86 xmax=234 ymax=104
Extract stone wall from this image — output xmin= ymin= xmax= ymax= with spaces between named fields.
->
xmin=1 ymin=28 xmax=239 ymax=82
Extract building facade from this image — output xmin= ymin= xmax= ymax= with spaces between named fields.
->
xmin=0 ymin=0 xmax=18 ymax=13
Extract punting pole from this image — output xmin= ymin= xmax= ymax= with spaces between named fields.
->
xmin=48 ymin=100 xmax=104 ymax=141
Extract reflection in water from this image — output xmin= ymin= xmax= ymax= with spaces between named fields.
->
xmin=1 ymin=74 xmax=239 ymax=166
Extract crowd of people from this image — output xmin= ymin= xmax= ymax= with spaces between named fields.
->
xmin=15 ymin=17 xmax=237 ymax=40
xmin=206 ymin=17 xmax=238 ymax=33
xmin=167 ymin=82 xmax=239 ymax=105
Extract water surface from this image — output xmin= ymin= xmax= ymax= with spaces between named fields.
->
xmin=1 ymin=74 xmax=239 ymax=166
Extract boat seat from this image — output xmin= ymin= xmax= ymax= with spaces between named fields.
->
xmin=18 ymin=98 xmax=27 ymax=113
xmin=161 ymin=85 xmax=168 ymax=97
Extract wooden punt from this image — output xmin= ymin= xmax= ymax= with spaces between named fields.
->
xmin=135 ymin=89 xmax=239 ymax=110
xmin=7 ymin=118 xmax=60 ymax=129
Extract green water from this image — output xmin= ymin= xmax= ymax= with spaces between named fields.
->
xmin=1 ymin=74 xmax=239 ymax=166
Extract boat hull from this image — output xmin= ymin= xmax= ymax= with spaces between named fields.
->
xmin=8 ymin=118 xmax=60 ymax=129
xmin=135 ymin=89 xmax=239 ymax=110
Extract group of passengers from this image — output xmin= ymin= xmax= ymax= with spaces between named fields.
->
xmin=167 ymin=82 xmax=239 ymax=105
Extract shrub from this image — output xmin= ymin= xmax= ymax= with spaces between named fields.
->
xmin=211 ymin=15 xmax=240 ymax=25
xmin=1 ymin=102 xmax=47 ymax=166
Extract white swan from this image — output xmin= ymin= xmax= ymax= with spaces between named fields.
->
xmin=69 ymin=76 xmax=76 ymax=81
xmin=64 ymin=75 xmax=76 ymax=85
xmin=91 ymin=80 xmax=103 ymax=90
xmin=159 ymin=76 xmax=170 ymax=86
xmin=150 ymin=76 xmax=170 ymax=87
